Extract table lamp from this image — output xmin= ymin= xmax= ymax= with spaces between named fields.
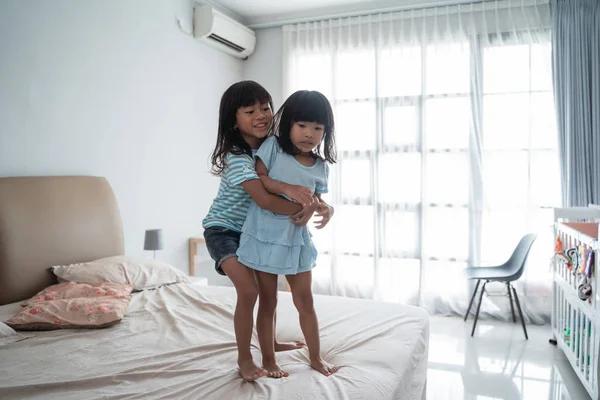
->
xmin=144 ymin=229 xmax=164 ymax=259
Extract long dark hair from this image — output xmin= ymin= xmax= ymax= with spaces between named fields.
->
xmin=210 ymin=81 xmax=273 ymax=176
xmin=271 ymin=90 xmax=337 ymax=164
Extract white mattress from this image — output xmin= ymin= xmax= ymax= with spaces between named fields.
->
xmin=0 ymin=284 xmax=429 ymax=399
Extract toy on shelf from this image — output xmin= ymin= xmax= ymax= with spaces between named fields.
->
xmin=554 ymin=237 xmax=572 ymax=269
xmin=554 ymin=236 xmax=596 ymax=302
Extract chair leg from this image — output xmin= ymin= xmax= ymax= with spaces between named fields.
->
xmin=507 ymin=282 xmax=516 ymax=323
xmin=471 ymin=281 xmax=487 ymax=337
xmin=464 ymin=280 xmax=481 ymax=321
xmin=511 ymin=285 xmax=528 ymax=340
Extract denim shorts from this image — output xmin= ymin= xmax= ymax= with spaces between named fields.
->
xmin=203 ymin=226 xmax=241 ymax=276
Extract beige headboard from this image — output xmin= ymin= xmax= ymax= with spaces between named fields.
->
xmin=0 ymin=176 xmax=124 ymax=305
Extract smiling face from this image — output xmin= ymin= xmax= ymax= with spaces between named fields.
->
xmin=289 ymin=121 xmax=325 ymax=154
xmin=235 ymin=101 xmax=273 ymax=147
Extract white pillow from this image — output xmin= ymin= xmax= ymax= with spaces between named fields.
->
xmin=52 ymin=256 xmax=191 ymax=291
xmin=1 ymin=321 xmax=32 ymax=346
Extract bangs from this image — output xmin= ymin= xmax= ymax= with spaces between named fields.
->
xmin=289 ymin=91 xmax=331 ymax=126
xmin=235 ymin=81 xmax=272 ymax=108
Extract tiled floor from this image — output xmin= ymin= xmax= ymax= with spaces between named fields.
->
xmin=427 ymin=316 xmax=593 ymax=400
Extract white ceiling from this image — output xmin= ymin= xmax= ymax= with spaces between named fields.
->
xmin=211 ymin=0 xmax=470 ymax=28
xmin=216 ymin=0 xmax=368 ymax=18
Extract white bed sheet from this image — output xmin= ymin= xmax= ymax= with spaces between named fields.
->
xmin=0 ymin=284 xmax=429 ymax=400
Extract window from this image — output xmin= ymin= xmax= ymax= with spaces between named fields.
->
xmin=289 ymin=29 xmax=558 ymax=302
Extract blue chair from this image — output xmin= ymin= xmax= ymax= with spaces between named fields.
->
xmin=464 ymin=233 xmax=537 ymax=339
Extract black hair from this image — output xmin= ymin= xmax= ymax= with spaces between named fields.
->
xmin=210 ymin=81 xmax=273 ymax=176
xmin=272 ymin=90 xmax=337 ymax=164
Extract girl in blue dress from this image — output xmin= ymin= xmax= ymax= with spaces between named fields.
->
xmin=237 ymin=90 xmax=339 ymax=376
xmin=203 ymin=81 xmax=322 ymax=382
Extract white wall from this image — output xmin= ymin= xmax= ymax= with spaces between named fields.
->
xmin=243 ymin=27 xmax=284 ymax=109
xmin=0 ymin=0 xmax=242 ymax=278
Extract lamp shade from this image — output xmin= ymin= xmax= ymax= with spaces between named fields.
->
xmin=144 ymin=229 xmax=164 ymax=251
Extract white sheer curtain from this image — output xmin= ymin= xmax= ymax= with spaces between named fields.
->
xmin=283 ymin=0 xmax=559 ymax=324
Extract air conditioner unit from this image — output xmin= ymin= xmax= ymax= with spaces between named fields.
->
xmin=193 ymin=4 xmax=256 ymax=59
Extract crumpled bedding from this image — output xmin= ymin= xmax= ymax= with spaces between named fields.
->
xmin=0 ymin=283 xmax=429 ymax=399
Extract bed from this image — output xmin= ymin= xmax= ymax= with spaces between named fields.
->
xmin=0 ymin=176 xmax=429 ymax=400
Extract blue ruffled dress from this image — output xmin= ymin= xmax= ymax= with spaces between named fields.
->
xmin=236 ymin=136 xmax=329 ymax=275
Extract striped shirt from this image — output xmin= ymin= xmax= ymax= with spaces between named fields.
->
xmin=202 ymin=151 xmax=259 ymax=232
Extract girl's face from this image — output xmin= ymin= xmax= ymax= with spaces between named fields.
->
xmin=290 ymin=121 xmax=325 ymax=154
xmin=235 ymin=101 xmax=272 ymax=146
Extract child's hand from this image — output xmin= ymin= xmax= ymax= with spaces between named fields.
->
xmin=314 ymin=202 xmax=334 ymax=229
xmin=284 ymin=185 xmax=314 ymax=207
xmin=290 ymin=200 xmax=320 ymax=226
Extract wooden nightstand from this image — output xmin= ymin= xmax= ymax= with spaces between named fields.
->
xmin=188 ymin=237 xmax=205 ymax=276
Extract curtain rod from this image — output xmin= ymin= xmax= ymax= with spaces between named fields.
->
xmin=247 ymin=0 xmax=549 ymax=29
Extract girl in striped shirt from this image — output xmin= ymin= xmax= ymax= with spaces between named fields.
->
xmin=202 ymin=81 xmax=333 ymax=381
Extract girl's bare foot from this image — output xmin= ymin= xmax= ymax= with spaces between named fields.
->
xmin=263 ymin=358 xmax=289 ymax=379
xmin=310 ymin=357 xmax=339 ymax=377
xmin=238 ymin=359 xmax=268 ymax=382
xmin=274 ymin=340 xmax=306 ymax=352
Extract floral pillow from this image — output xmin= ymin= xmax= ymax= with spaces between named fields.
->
xmin=22 ymin=282 xmax=133 ymax=307
xmin=6 ymin=282 xmax=133 ymax=331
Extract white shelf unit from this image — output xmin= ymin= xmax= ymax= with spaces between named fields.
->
xmin=552 ymin=219 xmax=599 ymax=400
